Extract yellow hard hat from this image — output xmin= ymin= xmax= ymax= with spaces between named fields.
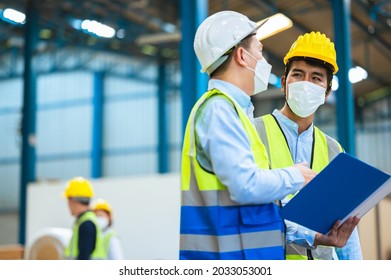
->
xmin=283 ymin=31 xmax=339 ymax=74
xmin=92 ymin=199 xmax=112 ymax=214
xmin=63 ymin=177 xmax=94 ymax=198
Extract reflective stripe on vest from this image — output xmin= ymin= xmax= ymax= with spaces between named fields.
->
xmin=180 ymin=89 xmax=285 ymax=260
xmin=63 ymin=211 xmax=106 ymax=260
xmin=255 ymin=114 xmax=342 ymax=260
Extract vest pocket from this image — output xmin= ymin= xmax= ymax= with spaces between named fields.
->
xmin=239 ymin=204 xmax=281 ymax=225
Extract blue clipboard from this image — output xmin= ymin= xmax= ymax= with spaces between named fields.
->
xmin=279 ymin=152 xmax=391 ymax=235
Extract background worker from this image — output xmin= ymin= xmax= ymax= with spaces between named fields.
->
xmin=92 ymin=199 xmax=124 ymax=260
xmin=63 ymin=177 xmax=106 ymax=260
xmin=254 ymin=31 xmax=362 ymax=260
xmin=180 ymin=10 xmax=318 ymax=260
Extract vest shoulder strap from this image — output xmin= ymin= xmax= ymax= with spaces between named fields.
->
xmin=257 ymin=114 xmax=293 ymax=168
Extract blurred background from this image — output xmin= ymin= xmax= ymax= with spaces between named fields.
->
xmin=0 ymin=0 xmax=390 ymax=260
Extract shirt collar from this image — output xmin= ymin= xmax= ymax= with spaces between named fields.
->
xmin=272 ymin=109 xmax=314 ymax=137
xmin=208 ymin=79 xmax=252 ymax=110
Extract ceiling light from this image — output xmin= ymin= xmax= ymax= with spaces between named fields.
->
xmin=256 ymin=13 xmax=293 ymax=40
xmin=349 ymin=66 xmax=368 ymax=84
xmin=2 ymin=8 xmax=25 ymax=25
xmin=116 ymin=29 xmax=126 ymax=39
xmin=81 ymin=19 xmax=116 ymax=38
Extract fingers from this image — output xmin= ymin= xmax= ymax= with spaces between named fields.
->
xmin=294 ymin=163 xmax=317 ymax=185
xmin=340 ymin=217 xmax=360 ymax=234
xmin=333 ymin=217 xmax=360 ymax=247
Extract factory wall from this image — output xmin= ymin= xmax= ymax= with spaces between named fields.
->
xmin=0 ymin=59 xmax=182 ymax=212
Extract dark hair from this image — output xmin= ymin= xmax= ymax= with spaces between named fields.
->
xmin=210 ymin=33 xmax=255 ymax=77
xmin=284 ymin=57 xmax=334 ymax=93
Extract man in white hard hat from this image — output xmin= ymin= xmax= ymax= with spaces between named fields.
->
xmin=180 ymin=10 xmax=320 ymax=260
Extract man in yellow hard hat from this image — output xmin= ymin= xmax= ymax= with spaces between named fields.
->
xmin=63 ymin=177 xmax=105 ymax=260
xmin=180 ymin=10 xmax=318 ymax=260
xmin=92 ymin=199 xmax=124 ymax=260
xmin=254 ymin=31 xmax=362 ymax=260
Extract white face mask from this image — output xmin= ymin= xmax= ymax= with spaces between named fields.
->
xmin=244 ymin=50 xmax=272 ymax=95
xmin=96 ymin=216 xmax=109 ymax=229
xmin=286 ymin=81 xmax=326 ymax=118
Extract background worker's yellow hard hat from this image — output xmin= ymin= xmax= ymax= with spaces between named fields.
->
xmin=92 ymin=198 xmax=112 ymax=214
xmin=63 ymin=177 xmax=94 ymax=198
xmin=283 ymin=31 xmax=339 ymax=74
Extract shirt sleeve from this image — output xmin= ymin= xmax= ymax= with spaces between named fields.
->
xmin=334 ymin=227 xmax=363 ymax=260
xmin=285 ymin=220 xmax=317 ymax=249
xmin=77 ymin=220 xmax=97 ymax=260
xmin=195 ymin=98 xmax=305 ymax=204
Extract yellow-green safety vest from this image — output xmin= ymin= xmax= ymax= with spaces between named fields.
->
xmin=64 ymin=211 xmax=106 ymax=260
xmin=180 ymin=89 xmax=285 ymax=260
xmin=101 ymin=228 xmax=117 ymax=257
xmin=255 ymin=113 xmax=343 ymax=260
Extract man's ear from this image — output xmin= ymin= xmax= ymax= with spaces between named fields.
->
xmin=234 ymin=47 xmax=248 ymax=67
xmin=281 ymin=76 xmax=286 ymax=94
xmin=325 ymin=88 xmax=332 ymax=101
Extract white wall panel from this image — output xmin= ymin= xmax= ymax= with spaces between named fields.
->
xmin=37 ymin=72 xmax=93 ymax=103
xmin=0 ymin=165 xmax=20 ymax=211
xmin=104 ymin=153 xmax=157 ymax=177
xmin=0 ymin=79 xmax=22 ymax=107
xmin=36 ymin=106 xmax=92 ymax=155
xmin=103 ymin=98 xmax=157 ymax=149
xmin=167 ymin=95 xmax=182 ymax=145
xmin=169 ymin=149 xmax=181 ymax=172
xmin=0 ymin=113 xmax=21 ymax=158
xmin=357 ymin=128 xmax=391 ymax=173
xmin=37 ymin=159 xmax=90 ymax=181
xmin=105 ymin=77 xmax=157 ymax=96
xmin=0 ymin=79 xmax=22 ymax=211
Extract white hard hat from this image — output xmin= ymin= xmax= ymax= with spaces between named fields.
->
xmin=194 ymin=10 xmax=261 ymax=75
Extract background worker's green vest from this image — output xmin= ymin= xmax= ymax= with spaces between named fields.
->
xmin=180 ymin=89 xmax=285 ymax=260
xmin=255 ymin=114 xmax=342 ymax=260
xmin=101 ymin=229 xmax=117 ymax=257
xmin=64 ymin=211 xmax=106 ymax=259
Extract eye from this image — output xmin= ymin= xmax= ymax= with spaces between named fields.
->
xmin=313 ymin=76 xmax=323 ymax=82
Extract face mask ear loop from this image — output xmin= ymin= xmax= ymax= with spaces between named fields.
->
xmin=284 ymin=84 xmax=291 ymax=111
xmin=243 ymin=49 xmax=258 ymax=66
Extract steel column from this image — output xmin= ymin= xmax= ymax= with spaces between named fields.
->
xmin=19 ymin=0 xmax=39 ymax=244
xmin=91 ymin=72 xmax=104 ymax=178
xmin=331 ymin=0 xmax=356 ymax=154
xmin=180 ymin=0 xmax=208 ymax=136
xmin=158 ymin=56 xmax=168 ymax=173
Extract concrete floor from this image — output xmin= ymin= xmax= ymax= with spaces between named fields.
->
xmin=0 ymin=212 xmax=19 ymax=245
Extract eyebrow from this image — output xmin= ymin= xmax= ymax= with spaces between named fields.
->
xmin=291 ymin=68 xmax=325 ymax=78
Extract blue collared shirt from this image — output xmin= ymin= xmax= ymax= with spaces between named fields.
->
xmin=272 ymin=109 xmax=363 ymax=260
xmin=194 ymin=79 xmax=304 ymax=205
